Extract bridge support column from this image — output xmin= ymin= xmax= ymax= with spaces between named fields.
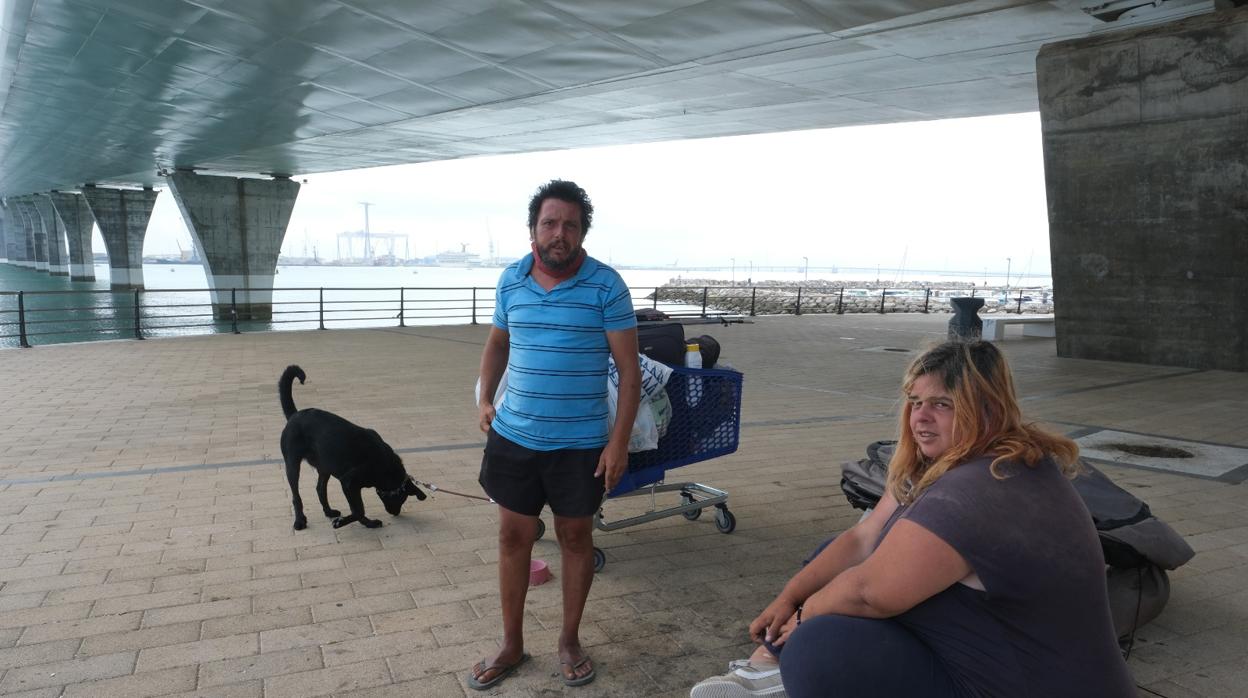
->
xmin=7 ymin=200 xmax=31 ymax=267
xmin=15 ymin=198 xmax=45 ymax=271
xmin=82 ymin=186 xmax=158 ymax=290
xmin=166 ymin=172 xmax=300 ymax=321
xmin=48 ymin=192 xmax=97 ymax=281
xmin=1037 ymin=8 xmax=1248 ymax=371
xmin=2 ymin=201 xmax=25 ymax=266
xmin=32 ymin=195 xmax=69 ymax=276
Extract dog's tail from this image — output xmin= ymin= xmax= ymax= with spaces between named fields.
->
xmin=279 ymin=365 xmax=306 ymax=420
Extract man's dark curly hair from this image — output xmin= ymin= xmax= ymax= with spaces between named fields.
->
xmin=527 ymin=179 xmax=593 ymax=235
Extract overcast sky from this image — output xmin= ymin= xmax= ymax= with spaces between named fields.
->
xmin=138 ymin=111 xmax=1052 ymax=277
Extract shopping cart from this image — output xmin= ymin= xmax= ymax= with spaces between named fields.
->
xmin=588 ymin=364 xmax=744 ymax=571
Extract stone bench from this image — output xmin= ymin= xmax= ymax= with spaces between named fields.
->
xmin=981 ymin=315 xmax=1055 ymax=341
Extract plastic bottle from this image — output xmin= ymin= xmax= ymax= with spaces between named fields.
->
xmin=685 ymin=342 xmax=702 ymax=370
xmin=685 ymin=341 xmax=702 ymax=407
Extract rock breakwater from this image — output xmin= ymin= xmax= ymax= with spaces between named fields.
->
xmin=651 ymin=279 xmax=1055 ymax=316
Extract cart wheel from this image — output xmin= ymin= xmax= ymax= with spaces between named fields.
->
xmin=593 ymin=547 xmax=606 ymax=573
xmin=715 ymin=507 xmax=737 ymax=534
xmin=535 ymin=518 xmax=546 ymax=542
xmin=681 ymin=492 xmax=701 ymax=520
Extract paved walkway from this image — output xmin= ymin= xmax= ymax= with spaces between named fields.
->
xmin=0 ymin=314 xmax=1245 ymax=697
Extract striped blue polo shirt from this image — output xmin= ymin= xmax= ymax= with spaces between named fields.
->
xmin=491 ymin=253 xmax=637 ymax=451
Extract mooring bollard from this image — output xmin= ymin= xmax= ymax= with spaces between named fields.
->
xmin=17 ymin=291 xmax=30 ymax=348
xmin=134 ymin=289 xmax=144 ymax=340
xmin=948 ymin=297 xmax=985 ymax=341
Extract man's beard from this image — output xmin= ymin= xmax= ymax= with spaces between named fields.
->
xmin=537 ymin=241 xmax=580 ymax=270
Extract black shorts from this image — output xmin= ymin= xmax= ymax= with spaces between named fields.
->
xmin=479 ymin=429 xmax=605 ymax=518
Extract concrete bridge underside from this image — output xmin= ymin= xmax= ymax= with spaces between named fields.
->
xmin=0 ymin=2 xmax=1244 ymax=368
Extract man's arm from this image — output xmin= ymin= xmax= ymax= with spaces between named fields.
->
xmin=477 ymin=326 xmax=510 ymax=433
xmin=597 ymin=327 xmax=640 ymax=490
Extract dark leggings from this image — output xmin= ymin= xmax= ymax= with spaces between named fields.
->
xmin=774 ymin=614 xmax=961 ymax=698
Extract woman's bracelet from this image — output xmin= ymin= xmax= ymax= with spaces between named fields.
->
xmin=795 ymin=604 xmax=803 ymax=626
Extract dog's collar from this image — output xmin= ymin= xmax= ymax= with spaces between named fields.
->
xmin=378 ymin=476 xmax=412 ymax=498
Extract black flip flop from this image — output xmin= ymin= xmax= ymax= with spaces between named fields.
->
xmin=467 ymin=652 xmax=530 ymax=691
xmin=560 ymin=656 xmax=596 ymax=687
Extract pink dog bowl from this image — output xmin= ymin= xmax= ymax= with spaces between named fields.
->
xmin=529 ymin=559 xmax=552 ymax=586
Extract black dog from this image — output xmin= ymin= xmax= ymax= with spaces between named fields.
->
xmin=279 ymin=365 xmax=425 ymax=529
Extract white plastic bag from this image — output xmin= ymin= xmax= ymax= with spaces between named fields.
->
xmin=607 ymin=355 xmax=669 ymax=452
xmin=474 ymin=369 xmax=508 ymax=409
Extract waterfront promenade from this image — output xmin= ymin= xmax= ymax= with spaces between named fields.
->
xmin=1 ymin=314 xmax=1245 ymax=697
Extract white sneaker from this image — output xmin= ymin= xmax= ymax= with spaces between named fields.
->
xmin=690 ymin=662 xmax=786 ymax=698
xmin=727 ymin=659 xmax=780 ymax=677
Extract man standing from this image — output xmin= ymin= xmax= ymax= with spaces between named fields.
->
xmin=470 ymin=180 xmax=641 ymax=690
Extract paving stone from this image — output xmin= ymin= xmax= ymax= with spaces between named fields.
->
xmin=79 ymin=621 xmax=201 ymax=656
xmin=164 ymin=679 xmax=264 ymax=698
xmin=201 ymin=607 xmax=314 ymax=641
xmin=311 ymin=591 xmax=415 ymax=623
xmin=91 ymin=588 xmax=202 ymax=616
xmin=0 ymin=638 xmax=80 ymax=670
xmin=17 ymin=610 xmax=142 ymax=644
xmin=141 ymin=597 xmax=252 ymax=627
xmin=261 ymin=658 xmax=392 ymax=698
xmin=135 ymin=633 xmax=259 ymax=672
xmin=0 ymin=651 xmax=136 ymax=693
xmin=60 ymin=665 xmax=198 ymax=697
xmin=259 ymin=617 xmax=374 ymax=652
xmin=197 ymin=646 xmax=322 ymax=687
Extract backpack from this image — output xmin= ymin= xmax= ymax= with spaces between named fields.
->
xmin=838 ymin=443 xmax=1194 ymax=649
xmin=689 ymin=334 xmax=721 ymax=369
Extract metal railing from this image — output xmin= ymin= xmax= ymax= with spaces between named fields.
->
xmin=0 ymin=284 xmax=1051 ymax=348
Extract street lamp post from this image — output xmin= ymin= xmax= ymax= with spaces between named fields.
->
xmin=803 ymin=256 xmax=809 ymax=282
xmin=1005 ymin=257 xmax=1012 ymax=292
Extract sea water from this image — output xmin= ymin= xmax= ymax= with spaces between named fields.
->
xmin=0 ymin=261 xmax=1050 ymax=348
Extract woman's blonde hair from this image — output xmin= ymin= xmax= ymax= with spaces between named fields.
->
xmin=886 ymin=340 xmax=1079 ymax=504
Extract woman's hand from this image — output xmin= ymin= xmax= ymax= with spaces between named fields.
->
xmin=749 ymin=595 xmax=799 ymax=646
xmin=771 ymin=613 xmax=800 ymax=647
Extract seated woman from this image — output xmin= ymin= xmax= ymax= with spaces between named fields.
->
xmin=692 ymin=340 xmax=1134 ymax=698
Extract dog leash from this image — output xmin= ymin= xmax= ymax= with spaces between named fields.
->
xmin=412 ymin=479 xmax=495 ymax=503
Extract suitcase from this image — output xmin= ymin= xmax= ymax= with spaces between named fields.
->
xmin=637 ymin=322 xmax=685 ymax=365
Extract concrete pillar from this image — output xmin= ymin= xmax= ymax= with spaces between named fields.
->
xmin=82 ymin=185 xmax=158 ymax=290
xmin=2 ymin=200 xmax=25 ymax=266
xmin=1037 ymin=8 xmax=1248 ymax=372
xmin=7 ymin=200 xmax=31 ymax=267
xmin=166 ymin=172 xmax=300 ymax=321
xmin=31 ymin=195 xmax=69 ymax=276
xmin=15 ymin=198 xmax=45 ymax=271
xmin=48 ymin=192 xmax=97 ymax=281
xmin=7 ymin=199 xmax=31 ymax=267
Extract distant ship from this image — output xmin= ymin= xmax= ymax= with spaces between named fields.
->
xmin=435 ymin=244 xmax=481 ymax=267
